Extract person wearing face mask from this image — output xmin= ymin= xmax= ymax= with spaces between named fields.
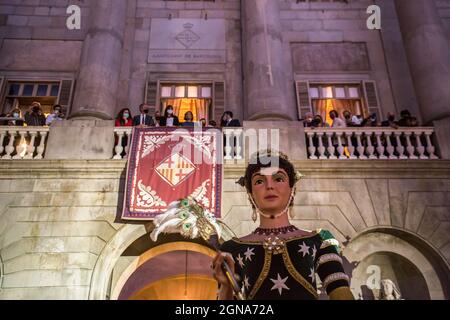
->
xmin=45 ymin=105 xmax=64 ymax=126
xmin=25 ymin=102 xmax=46 ymax=126
xmin=115 ymin=108 xmax=133 ymax=157
xmin=221 ymin=111 xmax=241 ymax=127
xmin=132 ymin=103 xmax=155 ymax=127
xmin=115 ymin=108 xmax=133 ymax=127
xmin=381 ymin=112 xmax=399 ymax=129
xmin=159 ymin=105 xmax=179 ymax=127
xmin=5 ymin=108 xmax=24 ymax=126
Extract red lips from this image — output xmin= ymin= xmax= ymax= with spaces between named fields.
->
xmin=264 ymin=195 xmax=278 ymax=200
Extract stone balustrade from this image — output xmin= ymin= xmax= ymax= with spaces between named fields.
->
xmin=223 ymin=127 xmax=244 ymax=161
xmin=113 ymin=127 xmax=133 ymax=160
xmin=305 ymin=127 xmax=439 ymax=160
xmin=112 ymin=127 xmax=246 ymax=161
xmin=0 ymin=126 xmax=49 ymax=160
xmin=111 ymin=127 xmax=441 ymax=161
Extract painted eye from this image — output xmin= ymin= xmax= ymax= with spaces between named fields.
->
xmin=182 ymin=223 xmax=192 ymax=231
xmin=254 ymin=179 xmax=263 ymax=185
xmin=179 ymin=211 xmax=188 ymax=219
xmin=181 ymin=199 xmax=189 ymax=207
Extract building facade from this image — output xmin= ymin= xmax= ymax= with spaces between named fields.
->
xmin=0 ymin=0 xmax=450 ymax=300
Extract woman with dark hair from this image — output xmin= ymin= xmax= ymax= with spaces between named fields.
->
xmin=115 ymin=108 xmax=133 ymax=127
xmin=181 ymin=111 xmax=195 ymax=127
xmin=212 ymin=150 xmax=354 ymax=300
xmin=312 ymin=115 xmax=329 ymax=128
xmin=5 ymin=108 xmax=24 ymax=126
xmin=159 ymin=105 xmax=180 ymax=127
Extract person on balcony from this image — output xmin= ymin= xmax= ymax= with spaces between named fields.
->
xmin=343 ymin=110 xmax=358 ymax=127
xmin=115 ymin=108 xmax=133 ymax=127
xmin=159 ymin=105 xmax=179 ymax=127
xmin=397 ymin=109 xmax=420 ymax=127
xmin=132 ymin=103 xmax=155 ymax=127
xmin=24 ymin=102 xmax=46 ymax=127
xmin=213 ymin=150 xmax=354 ymax=300
xmin=362 ymin=113 xmax=379 ymax=127
xmin=45 ymin=105 xmax=64 ymax=126
xmin=329 ymin=110 xmax=346 ymax=128
xmin=3 ymin=108 xmax=24 ymax=126
xmin=181 ymin=111 xmax=195 ymax=127
xmin=302 ymin=112 xmax=315 ymax=128
xmin=154 ymin=110 xmax=161 ymax=127
xmin=381 ymin=112 xmax=399 ymax=129
xmin=311 ymin=115 xmax=329 ymax=128
xmin=114 ymin=108 xmax=133 ymax=157
xmin=221 ymin=111 xmax=241 ymax=127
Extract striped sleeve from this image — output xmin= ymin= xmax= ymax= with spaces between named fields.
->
xmin=315 ymin=230 xmax=350 ymax=295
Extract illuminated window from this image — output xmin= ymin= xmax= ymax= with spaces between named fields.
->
xmin=3 ymin=81 xmax=60 ymax=116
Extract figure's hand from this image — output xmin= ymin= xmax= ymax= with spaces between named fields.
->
xmin=212 ymin=251 xmax=235 ymax=288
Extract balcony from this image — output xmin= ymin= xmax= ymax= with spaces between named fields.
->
xmin=0 ymin=125 xmax=443 ymax=161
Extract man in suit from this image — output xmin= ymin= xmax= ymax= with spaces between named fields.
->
xmin=221 ymin=111 xmax=241 ymax=127
xmin=133 ymin=103 xmax=155 ymax=127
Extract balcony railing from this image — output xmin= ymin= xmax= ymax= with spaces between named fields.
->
xmin=0 ymin=126 xmax=440 ymax=161
xmin=113 ymin=127 xmax=133 ymax=160
xmin=0 ymin=126 xmax=49 ymax=160
xmin=305 ymin=127 xmax=439 ymax=160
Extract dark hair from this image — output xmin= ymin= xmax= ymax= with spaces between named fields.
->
xmin=238 ymin=151 xmax=296 ymax=194
xmin=400 ymin=109 xmax=411 ymax=118
xmin=314 ymin=115 xmax=323 ymax=123
xmin=53 ymin=104 xmax=62 ymax=111
xmin=164 ymin=105 xmax=174 ymax=118
xmin=208 ymin=120 xmax=217 ymax=127
xmin=329 ymin=110 xmax=339 ymax=118
xmin=184 ymin=111 xmax=194 ymax=121
xmin=116 ymin=108 xmax=132 ymax=125
xmin=224 ymin=111 xmax=233 ymax=118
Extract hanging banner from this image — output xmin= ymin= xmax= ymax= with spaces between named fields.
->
xmin=121 ymin=127 xmax=223 ymax=221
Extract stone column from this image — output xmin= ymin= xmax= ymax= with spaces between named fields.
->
xmin=242 ymin=0 xmax=296 ymax=121
xmin=395 ymin=0 xmax=450 ymax=124
xmin=70 ymin=0 xmax=127 ymax=120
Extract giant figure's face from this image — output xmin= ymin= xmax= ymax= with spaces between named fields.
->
xmin=250 ymin=167 xmax=292 ymax=215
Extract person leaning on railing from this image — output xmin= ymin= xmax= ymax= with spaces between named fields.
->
xmin=24 ymin=102 xmax=46 ymax=127
xmin=159 ymin=105 xmax=180 ymax=127
xmin=45 ymin=105 xmax=65 ymax=126
xmin=0 ymin=108 xmax=25 ymax=126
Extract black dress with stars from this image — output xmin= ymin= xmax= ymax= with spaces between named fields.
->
xmin=219 ymin=229 xmax=349 ymax=300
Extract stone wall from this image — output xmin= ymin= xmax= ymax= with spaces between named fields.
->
xmin=279 ymin=0 xmax=396 ymax=118
xmin=0 ymin=0 xmax=89 ymax=71
xmin=126 ymin=0 xmax=243 ymax=120
xmin=436 ymin=0 xmax=450 ymax=42
xmin=0 ymin=159 xmax=449 ymax=299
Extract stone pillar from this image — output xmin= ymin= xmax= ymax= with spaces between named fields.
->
xmin=433 ymin=117 xmax=450 ymax=160
xmin=70 ymin=0 xmax=127 ymax=120
xmin=395 ymin=0 xmax=450 ymax=124
xmin=242 ymin=0 xmax=296 ymax=121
